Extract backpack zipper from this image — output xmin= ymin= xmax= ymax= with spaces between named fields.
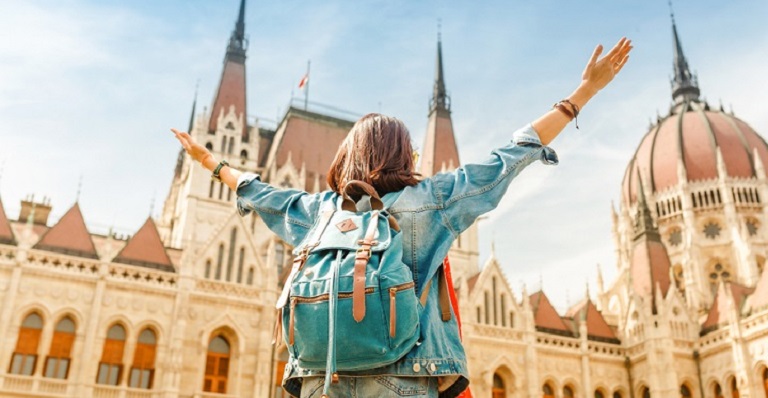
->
xmin=287 ymin=281 xmax=414 ymax=344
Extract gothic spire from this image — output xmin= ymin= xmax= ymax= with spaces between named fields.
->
xmin=670 ymin=6 xmax=700 ymax=104
xmin=228 ymin=0 xmax=248 ymax=61
xmin=430 ymin=25 xmax=450 ymax=113
xmin=633 ymin=171 xmax=660 ymax=242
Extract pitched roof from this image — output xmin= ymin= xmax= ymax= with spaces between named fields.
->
xmin=566 ymin=299 xmax=620 ymax=344
xmin=33 ymin=204 xmax=98 ymax=259
xmin=702 ymin=282 xmax=753 ymax=334
xmin=0 ymin=197 xmax=15 ymax=245
xmin=112 ymin=218 xmax=174 ymax=273
xmin=529 ymin=291 xmax=572 ymax=336
xmin=746 ymin=265 xmax=768 ymax=312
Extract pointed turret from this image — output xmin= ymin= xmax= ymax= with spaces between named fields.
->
xmin=670 ymin=10 xmax=700 ymax=104
xmin=34 ymin=204 xmax=98 ymax=259
xmin=113 ymin=218 xmax=174 ymax=272
xmin=630 ymin=172 xmax=671 ymax=312
xmin=175 ymin=90 xmax=197 ymax=178
xmin=208 ymin=0 xmax=249 ymax=139
xmin=419 ymin=33 xmax=460 ymax=177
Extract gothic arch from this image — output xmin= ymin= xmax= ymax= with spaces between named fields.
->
xmin=14 ymin=304 xmax=52 ymax=327
xmin=489 ymin=364 xmax=515 ymax=397
xmin=100 ymin=314 xmax=134 ymax=338
xmin=132 ymin=320 xmax=164 ymax=346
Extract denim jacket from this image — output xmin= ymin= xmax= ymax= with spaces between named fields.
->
xmin=236 ymin=124 xmax=558 ymax=397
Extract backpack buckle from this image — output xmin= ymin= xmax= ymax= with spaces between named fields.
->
xmin=355 ymin=247 xmax=371 ymax=259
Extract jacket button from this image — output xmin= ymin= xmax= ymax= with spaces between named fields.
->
xmin=412 ymin=363 xmax=421 ymax=373
xmin=429 ymin=363 xmax=437 ymax=373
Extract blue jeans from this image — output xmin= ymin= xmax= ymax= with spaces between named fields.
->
xmin=300 ymin=376 xmax=438 ymax=397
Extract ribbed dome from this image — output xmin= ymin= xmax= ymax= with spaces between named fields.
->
xmin=622 ymin=100 xmax=768 ymax=204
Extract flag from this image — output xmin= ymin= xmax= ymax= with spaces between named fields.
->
xmin=298 ymin=74 xmax=309 ymax=89
xmin=443 ymin=257 xmax=473 ymax=398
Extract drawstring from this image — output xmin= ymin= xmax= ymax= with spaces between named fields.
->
xmin=322 ymin=250 xmax=342 ymax=397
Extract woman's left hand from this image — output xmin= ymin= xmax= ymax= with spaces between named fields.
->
xmin=171 ymin=128 xmax=212 ymax=164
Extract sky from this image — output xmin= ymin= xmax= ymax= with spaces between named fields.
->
xmin=1 ymin=0 xmax=767 ymax=312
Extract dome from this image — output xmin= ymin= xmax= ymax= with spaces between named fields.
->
xmin=622 ymin=100 xmax=768 ymax=205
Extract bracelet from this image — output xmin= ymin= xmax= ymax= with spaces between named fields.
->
xmin=553 ymin=99 xmax=580 ymax=129
xmin=212 ymin=160 xmax=229 ymax=182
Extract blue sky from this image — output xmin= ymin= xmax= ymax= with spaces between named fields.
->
xmin=1 ymin=0 xmax=767 ymax=311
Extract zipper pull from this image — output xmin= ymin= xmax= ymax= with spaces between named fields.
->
xmin=389 ymin=288 xmax=397 ymax=338
xmin=289 ymin=297 xmax=297 ymax=345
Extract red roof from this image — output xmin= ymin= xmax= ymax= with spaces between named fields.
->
xmin=529 ymin=291 xmax=572 ymax=335
xmin=420 ymin=110 xmax=460 ymax=177
xmin=746 ymin=266 xmax=768 ymax=312
xmin=623 ymin=103 xmax=768 ymax=204
xmin=631 ymin=239 xmax=672 ymax=299
xmin=113 ymin=218 xmax=174 ymax=272
xmin=271 ymin=109 xmax=354 ymax=192
xmin=34 ymin=204 xmax=97 ymax=259
xmin=208 ymin=59 xmax=247 ymax=138
xmin=566 ymin=299 xmax=619 ymax=342
xmin=0 ymin=197 xmax=15 ymax=245
xmin=702 ymin=282 xmax=753 ymax=333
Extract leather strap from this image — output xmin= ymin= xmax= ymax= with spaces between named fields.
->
xmin=275 ymin=209 xmax=335 ymax=309
xmin=353 ymin=210 xmax=379 ymax=322
xmin=342 ymin=180 xmax=383 ymax=212
xmin=418 ymin=264 xmax=452 ymax=322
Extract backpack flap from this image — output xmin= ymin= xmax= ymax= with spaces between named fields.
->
xmin=310 ymin=211 xmax=392 ymax=253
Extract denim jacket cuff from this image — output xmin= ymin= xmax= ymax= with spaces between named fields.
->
xmin=235 ymin=172 xmax=262 ymax=216
xmin=511 ymin=124 xmax=559 ymax=165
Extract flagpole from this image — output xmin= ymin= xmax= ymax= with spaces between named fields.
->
xmin=304 ymin=60 xmax=310 ymax=111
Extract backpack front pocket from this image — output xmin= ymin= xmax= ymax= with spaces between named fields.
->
xmin=286 ymin=288 xmax=390 ymax=371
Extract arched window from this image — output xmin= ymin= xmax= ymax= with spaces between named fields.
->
xmin=209 ymin=180 xmax=215 ymax=198
xmin=714 ymin=383 xmax=723 ymax=398
xmin=642 ymin=386 xmax=650 ymax=398
xmin=9 ymin=312 xmax=43 ymax=375
xmin=492 ymin=277 xmax=498 ymax=325
xmin=681 ymin=384 xmax=692 ymax=397
xmin=204 ymin=335 xmax=230 ymax=393
xmin=220 ymin=136 xmax=227 ymax=154
xmin=476 ymin=307 xmax=481 ymax=323
xmin=500 ymin=293 xmax=506 ymax=327
xmin=237 ymin=247 xmax=245 ymax=283
xmin=274 ymin=241 xmax=285 ymax=277
xmin=492 ymin=372 xmax=505 ymax=398
xmin=762 ymin=368 xmax=768 ymax=397
xmin=226 ymin=228 xmax=237 ymax=281
xmin=542 ymin=382 xmax=554 ymax=398
xmin=564 ymin=386 xmax=575 ymax=397
xmin=247 ymin=267 xmax=255 ymax=285
xmin=730 ymin=377 xmax=738 ymax=398
xmin=205 ymin=142 xmax=213 ymax=151
xmin=240 ymin=150 xmax=248 ymax=164
xmin=98 ymin=324 xmax=126 ymax=385
xmin=218 ymin=182 xmax=224 ymax=200
xmin=228 ymin=137 xmax=234 ymax=155
xmin=216 ymin=244 xmax=224 ymax=280
xmin=484 ymin=291 xmax=490 ymax=324
xmin=613 ymin=391 xmax=622 ymax=398
xmin=129 ymin=328 xmax=156 ymax=389
xmin=595 ymin=390 xmax=605 ymax=398
xmin=44 ymin=316 xmax=76 ymax=379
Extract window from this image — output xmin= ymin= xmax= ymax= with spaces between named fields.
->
xmin=228 ymin=137 xmax=234 ymax=155
xmin=44 ymin=316 xmax=76 ymax=379
xmin=669 ymin=228 xmax=683 ymax=246
xmin=704 ymin=221 xmax=722 ymax=239
xmin=492 ymin=277 xmax=498 ymax=326
xmin=274 ymin=241 xmax=285 ymax=275
xmin=97 ymin=324 xmax=126 ymax=385
xmin=709 ymin=263 xmax=733 ymax=293
xmin=542 ymin=383 xmax=554 ymax=398
xmin=237 ymin=247 xmax=245 ymax=283
xmin=227 ymin=228 xmax=237 ymax=281
xmin=484 ymin=292 xmax=490 ymax=324
xmin=747 ymin=219 xmax=759 ymax=236
xmin=220 ymin=136 xmax=227 ymax=153
xmin=613 ymin=392 xmax=622 ymax=398
xmin=129 ymin=329 xmax=156 ymax=389
xmin=500 ymin=294 xmax=506 ymax=327
xmin=209 ymin=181 xmax=215 ymax=198
xmin=216 ymin=244 xmax=224 ymax=280
xmin=595 ymin=390 xmax=605 ymax=398
xmin=642 ymin=387 xmax=650 ymax=398
xmin=204 ymin=335 xmax=230 ymax=393
xmin=240 ymin=150 xmax=248 ymax=165
xmin=247 ymin=267 xmax=255 ymax=285
xmin=205 ymin=142 xmax=213 ymax=150
xmin=730 ymin=377 xmax=738 ymax=398
xmin=9 ymin=312 xmax=43 ymax=375
xmin=563 ymin=386 xmax=574 ymax=398
xmin=205 ymin=260 xmax=212 ymax=279
xmin=492 ymin=373 xmax=505 ymax=398
xmin=714 ymin=383 xmax=723 ymax=398
xmin=681 ymin=384 xmax=692 ymax=397
xmin=762 ymin=368 xmax=768 ymax=398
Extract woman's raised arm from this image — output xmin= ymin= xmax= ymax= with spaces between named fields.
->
xmin=171 ymin=128 xmax=241 ymax=190
xmin=532 ymin=37 xmax=632 ymax=145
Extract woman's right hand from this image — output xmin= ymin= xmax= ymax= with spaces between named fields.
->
xmin=580 ymin=37 xmax=632 ymax=95
xmin=171 ymin=128 xmax=213 ymax=165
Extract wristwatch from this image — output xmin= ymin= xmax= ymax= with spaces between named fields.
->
xmin=212 ymin=160 xmax=229 ymax=182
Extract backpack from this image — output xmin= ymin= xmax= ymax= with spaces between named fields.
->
xmin=274 ymin=180 xmax=422 ymax=396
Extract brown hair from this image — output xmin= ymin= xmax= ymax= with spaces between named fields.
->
xmin=327 ymin=113 xmax=420 ymax=197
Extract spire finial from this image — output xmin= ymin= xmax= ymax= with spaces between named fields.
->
xmin=437 ymin=18 xmax=442 ymax=42
xmin=76 ymin=174 xmax=83 ymax=202
xmin=669 ymin=7 xmax=700 ymax=104
xmin=226 ymin=0 xmax=247 ymax=61
xmin=668 ymin=0 xmax=675 ymax=23
xmin=430 ymin=25 xmax=450 ymax=113
xmin=149 ymin=190 xmax=156 ymax=217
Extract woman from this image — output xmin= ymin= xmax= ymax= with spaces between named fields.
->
xmin=173 ymin=37 xmax=632 ymax=398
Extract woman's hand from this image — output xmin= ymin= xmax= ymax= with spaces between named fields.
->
xmin=171 ymin=128 xmax=213 ymax=165
xmin=581 ymin=37 xmax=632 ymax=94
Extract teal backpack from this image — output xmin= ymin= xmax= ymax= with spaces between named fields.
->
xmin=274 ymin=181 xmax=421 ymax=396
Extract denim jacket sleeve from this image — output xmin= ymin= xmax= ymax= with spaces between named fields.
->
xmin=235 ymin=174 xmax=324 ymax=247
xmin=431 ymin=123 xmax=559 ymax=236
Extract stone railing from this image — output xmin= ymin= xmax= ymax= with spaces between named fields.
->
xmin=468 ymin=324 xmax=523 ymax=341
xmin=587 ymin=341 xmax=625 ymax=357
xmin=25 ymin=250 xmax=101 ymax=278
xmin=0 ymin=374 xmax=71 ymax=395
xmin=699 ymin=328 xmax=729 ymax=351
xmin=107 ymin=263 xmax=177 ymax=289
xmin=92 ymin=385 xmax=158 ymax=398
xmin=0 ymin=244 xmax=17 ymax=266
xmin=536 ymin=334 xmax=580 ymax=351
xmin=195 ymin=279 xmax=261 ymax=301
